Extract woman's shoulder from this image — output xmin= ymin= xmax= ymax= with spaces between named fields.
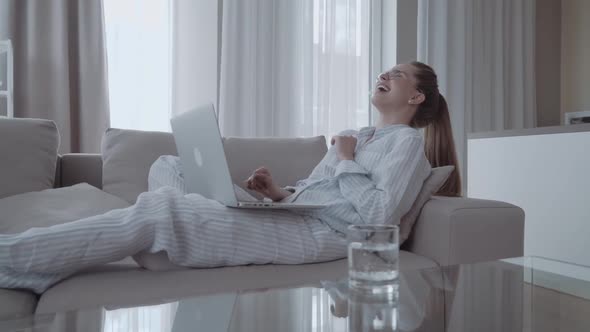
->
xmin=372 ymin=127 xmax=423 ymax=153
xmin=379 ymin=126 xmax=422 ymax=143
xmin=337 ymin=129 xmax=359 ymax=136
xmin=397 ymin=126 xmax=423 ymax=139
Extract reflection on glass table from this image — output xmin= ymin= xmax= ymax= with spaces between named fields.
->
xmin=1 ymin=256 xmax=589 ymax=332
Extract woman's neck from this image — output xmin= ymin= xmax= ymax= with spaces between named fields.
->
xmin=375 ymin=111 xmax=413 ymax=129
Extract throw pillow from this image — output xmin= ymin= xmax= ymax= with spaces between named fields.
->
xmin=0 ymin=118 xmax=60 ymax=199
xmin=399 ymin=166 xmax=455 ymax=244
xmin=0 ymin=183 xmax=130 ymax=234
xmin=101 ymin=128 xmax=177 ymax=204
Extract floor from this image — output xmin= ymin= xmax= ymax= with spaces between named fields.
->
xmin=524 ymin=283 xmax=590 ymax=332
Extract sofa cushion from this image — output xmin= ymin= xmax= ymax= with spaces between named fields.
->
xmin=35 ymin=251 xmax=437 ymax=313
xmin=132 ymin=251 xmax=186 ymax=271
xmin=101 ymin=128 xmax=178 ymax=204
xmin=0 ymin=118 xmax=60 ymax=199
xmin=399 ymin=166 xmax=454 ymax=244
xmin=0 ymin=183 xmax=130 ymax=234
xmin=101 ymin=128 xmax=327 ymax=203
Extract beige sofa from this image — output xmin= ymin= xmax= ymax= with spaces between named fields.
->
xmin=0 ymin=118 xmax=525 ymax=319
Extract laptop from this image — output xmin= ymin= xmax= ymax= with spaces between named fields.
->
xmin=170 ymin=104 xmax=325 ymax=210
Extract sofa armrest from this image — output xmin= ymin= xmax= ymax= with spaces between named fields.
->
xmin=404 ymin=196 xmax=525 ymax=266
xmin=58 ymin=154 xmax=103 ymax=189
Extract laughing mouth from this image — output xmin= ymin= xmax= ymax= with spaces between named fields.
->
xmin=376 ymin=83 xmax=390 ymax=92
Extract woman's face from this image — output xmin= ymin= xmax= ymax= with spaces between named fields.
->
xmin=371 ymin=63 xmax=423 ymax=111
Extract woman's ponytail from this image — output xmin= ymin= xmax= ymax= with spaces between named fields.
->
xmin=423 ymin=95 xmax=462 ymax=196
xmin=409 ymin=61 xmax=462 ymax=197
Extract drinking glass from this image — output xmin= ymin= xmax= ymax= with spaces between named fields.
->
xmin=348 ymin=225 xmax=399 ymax=294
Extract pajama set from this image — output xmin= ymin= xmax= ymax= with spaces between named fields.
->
xmin=0 ymin=124 xmax=431 ymax=293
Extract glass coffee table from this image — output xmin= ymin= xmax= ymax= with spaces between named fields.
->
xmin=2 ymin=256 xmax=590 ymax=332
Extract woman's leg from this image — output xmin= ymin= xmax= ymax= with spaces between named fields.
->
xmin=1 ymin=187 xmax=346 ymax=293
xmin=150 ymin=194 xmax=347 ymax=268
xmin=0 ymin=187 xmax=184 ymax=293
xmin=144 ymin=156 xmax=346 ymax=265
xmin=148 ymin=155 xmax=187 ymax=193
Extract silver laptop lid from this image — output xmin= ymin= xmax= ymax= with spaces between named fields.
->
xmin=170 ymin=104 xmax=238 ymax=207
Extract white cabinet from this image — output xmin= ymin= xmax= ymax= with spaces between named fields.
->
xmin=468 ymin=126 xmax=590 ymax=268
xmin=0 ymin=40 xmax=13 ymax=118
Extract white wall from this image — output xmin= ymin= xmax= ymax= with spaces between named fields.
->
xmin=468 ymin=130 xmax=590 ymax=267
xmin=561 ymin=0 xmax=590 ymax=120
xmin=171 ymin=0 xmax=219 ymax=116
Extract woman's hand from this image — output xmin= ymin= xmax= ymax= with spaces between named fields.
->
xmin=245 ymin=167 xmax=291 ymax=201
xmin=331 ymin=135 xmax=357 ymax=161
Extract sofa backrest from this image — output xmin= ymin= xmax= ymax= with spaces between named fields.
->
xmin=57 ymin=154 xmax=103 ymax=189
xmin=59 ymin=128 xmax=328 ymax=203
xmin=223 ymin=136 xmax=328 ymax=193
xmin=0 ymin=118 xmax=60 ymax=198
xmin=0 ymin=120 xmax=327 ymax=204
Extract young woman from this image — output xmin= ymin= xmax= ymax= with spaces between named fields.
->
xmin=0 ymin=62 xmax=460 ymax=293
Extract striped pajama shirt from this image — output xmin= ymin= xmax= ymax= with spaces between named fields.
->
xmin=0 ymin=124 xmax=430 ymax=293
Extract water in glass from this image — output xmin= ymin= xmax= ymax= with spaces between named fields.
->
xmin=348 ymin=225 xmax=399 ymax=293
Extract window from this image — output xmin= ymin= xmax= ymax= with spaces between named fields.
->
xmin=104 ymin=0 xmax=172 ymax=132
xmin=312 ymin=0 xmax=372 ymax=138
xmin=104 ymin=0 xmax=381 ymax=136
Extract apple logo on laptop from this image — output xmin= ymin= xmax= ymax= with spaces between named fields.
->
xmin=193 ymin=148 xmax=204 ymax=167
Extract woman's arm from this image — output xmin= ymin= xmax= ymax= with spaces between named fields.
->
xmin=334 ymin=135 xmax=430 ymax=225
xmin=246 ymin=167 xmax=293 ymax=201
xmin=304 ymin=130 xmax=358 ymax=184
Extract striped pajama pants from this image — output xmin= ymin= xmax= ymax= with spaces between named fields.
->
xmin=0 ymin=156 xmax=347 ymax=294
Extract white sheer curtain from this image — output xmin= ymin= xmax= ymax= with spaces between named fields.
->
xmin=417 ymin=0 xmax=536 ymax=183
xmin=313 ymin=0 xmax=371 ymax=138
xmin=104 ymin=0 xmax=172 ymax=132
xmin=219 ymin=0 xmax=371 ymax=139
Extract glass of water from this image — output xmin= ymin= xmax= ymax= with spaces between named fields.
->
xmin=348 ymin=225 xmax=399 ymax=294
xmin=348 ymin=288 xmax=399 ymax=332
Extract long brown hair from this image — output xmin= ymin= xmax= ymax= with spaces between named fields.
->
xmin=408 ymin=61 xmax=462 ymax=196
